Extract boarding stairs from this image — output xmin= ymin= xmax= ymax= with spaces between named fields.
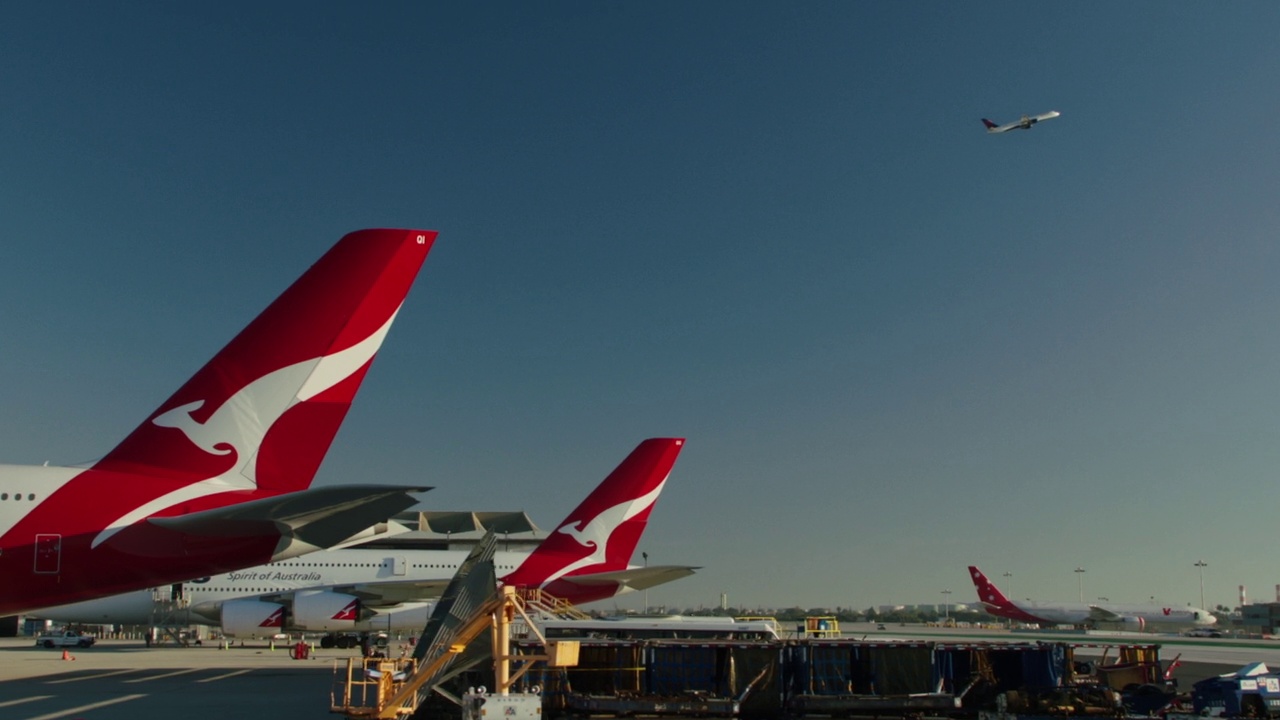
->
xmin=149 ymin=585 xmax=195 ymax=646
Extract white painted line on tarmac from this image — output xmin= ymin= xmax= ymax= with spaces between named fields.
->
xmin=20 ymin=693 xmax=145 ymax=720
xmin=197 ymin=668 xmax=254 ymax=683
xmin=45 ymin=668 xmax=139 ymax=684
xmin=0 ymin=696 xmax=52 ymax=708
xmin=122 ymin=667 xmax=202 ymax=683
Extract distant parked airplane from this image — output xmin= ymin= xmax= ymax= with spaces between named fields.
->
xmin=969 ymin=566 xmax=1216 ymax=631
xmin=982 ymin=110 xmax=1061 ymax=134
xmin=0 ymin=228 xmax=437 ymax=615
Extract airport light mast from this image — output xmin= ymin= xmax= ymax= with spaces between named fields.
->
xmin=1195 ymin=560 xmax=1208 ymax=610
xmin=1074 ymin=567 xmax=1086 ymax=603
xmin=941 ymin=589 xmax=952 ymax=623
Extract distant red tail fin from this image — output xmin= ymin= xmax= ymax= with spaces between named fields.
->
xmin=981 ymin=118 xmax=999 ymax=129
xmin=969 ymin=565 xmax=1015 ymax=608
xmin=97 ymin=229 xmax=437 ymax=493
xmin=503 ymin=438 xmax=685 ymax=589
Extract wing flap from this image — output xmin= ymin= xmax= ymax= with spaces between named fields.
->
xmin=1087 ymin=605 xmax=1122 ymax=622
xmin=147 ymin=484 xmax=429 ymax=557
xmin=548 ymin=565 xmax=698 ymax=591
xmin=337 ymin=579 xmax=453 ymax=606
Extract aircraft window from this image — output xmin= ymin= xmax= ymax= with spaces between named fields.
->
xmin=0 ymin=494 xmax=7 ymax=500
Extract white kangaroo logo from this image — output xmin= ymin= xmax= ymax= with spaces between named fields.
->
xmin=539 ymin=476 xmax=667 ymax=587
xmin=91 ymin=308 xmax=401 ymax=549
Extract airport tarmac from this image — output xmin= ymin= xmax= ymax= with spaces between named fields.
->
xmin=2 ymin=629 xmax=1279 ymax=720
xmin=0 ymin=637 xmax=368 ymax=720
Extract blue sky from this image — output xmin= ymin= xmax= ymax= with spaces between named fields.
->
xmin=4 ymin=3 xmax=1280 ymax=611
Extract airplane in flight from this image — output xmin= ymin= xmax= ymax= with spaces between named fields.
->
xmin=968 ymin=566 xmax=1217 ymax=631
xmin=33 ymin=438 xmax=693 ymax=638
xmin=0 ymin=228 xmax=438 ymax=615
xmin=982 ymin=110 xmax=1061 ymax=134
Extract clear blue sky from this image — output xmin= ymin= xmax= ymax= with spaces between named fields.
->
xmin=4 ymin=3 xmax=1280 ymax=612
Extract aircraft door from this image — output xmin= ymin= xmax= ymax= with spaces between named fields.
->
xmin=393 ymin=556 xmax=406 ymax=576
xmin=34 ymin=534 xmax=61 ymax=574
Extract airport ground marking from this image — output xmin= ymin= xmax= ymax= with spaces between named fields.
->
xmin=21 ymin=693 xmax=145 ymax=720
xmin=44 ymin=669 xmax=139 ymax=684
xmin=0 ymin=696 xmax=52 ymax=708
xmin=122 ymin=667 xmax=203 ymax=683
xmin=196 ymin=668 xmax=255 ymax=683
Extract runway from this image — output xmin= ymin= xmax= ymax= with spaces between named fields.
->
xmin=3 ymin=629 xmax=1280 ymax=720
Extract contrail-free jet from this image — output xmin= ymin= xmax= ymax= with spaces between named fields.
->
xmin=0 ymin=229 xmax=438 ymax=615
xmin=34 ymin=439 xmax=694 ymax=637
xmin=969 ymin=566 xmax=1216 ymax=631
xmin=982 ymin=110 xmax=1061 ymax=134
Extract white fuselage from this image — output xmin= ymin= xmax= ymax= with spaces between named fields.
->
xmin=1000 ymin=598 xmax=1215 ymax=629
xmin=33 ymin=547 xmax=539 ymax=632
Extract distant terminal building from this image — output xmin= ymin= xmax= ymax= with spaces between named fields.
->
xmin=1241 ymin=603 xmax=1280 ymax=634
xmin=352 ymin=510 xmax=547 ymax=553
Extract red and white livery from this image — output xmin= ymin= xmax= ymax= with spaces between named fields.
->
xmin=35 ymin=439 xmax=694 ymax=635
xmin=0 ymin=229 xmax=438 ymax=615
xmin=969 ymin=565 xmax=1216 ymax=632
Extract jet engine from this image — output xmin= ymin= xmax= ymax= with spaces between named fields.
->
xmin=1118 ymin=616 xmax=1146 ymax=631
xmin=221 ymin=599 xmax=287 ymax=637
xmin=291 ymin=590 xmax=370 ymax=631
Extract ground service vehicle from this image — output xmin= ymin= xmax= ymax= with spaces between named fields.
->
xmin=36 ymin=631 xmax=95 ymax=648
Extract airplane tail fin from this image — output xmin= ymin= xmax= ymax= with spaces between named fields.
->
xmin=96 ymin=229 xmax=437 ymax=494
xmin=503 ymin=438 xmax=685 ymax=590
xmin=969 ymin=565 xmax=1016 ymax=609
xmin=981 ymin=118 xmax=999 ymax=130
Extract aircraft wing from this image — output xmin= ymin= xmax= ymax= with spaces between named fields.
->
xmin=336 ymin=579 xmax=455 ymax=607
xmin=146 ymin=484 xmax=430 ymax=559
xmin=328 ymin=565 xmax=698 ymax=607
xmin=1087 ymin=605 xmax=1123 ymax=622
xmin=544 ymin=565 xmax=699 ymax=592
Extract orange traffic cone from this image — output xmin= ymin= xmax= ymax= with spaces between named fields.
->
xmin=61 ymin=649 xmax=75 ymax=661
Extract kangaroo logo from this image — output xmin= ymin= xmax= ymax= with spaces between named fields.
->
xmin=152 ymin=308 xmax=400 ymax=477
xmin=152 ymin=360 xmax=318 ymax=463
xmin=539 ymin=477 xmax=668 ymax=587
xmin=260 ymin=607 xmax=284 ymax=627
xmin=91 ymin=309 xmax=402 ymax=550
xmin=333 ymin=599 xmax=360 ymax=621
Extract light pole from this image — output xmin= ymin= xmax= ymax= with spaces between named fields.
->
xmin=1195 ymin=560 xmax=1208 ymax=610
xmin=1002 ymin=572 xmax=1014 ymax=628
xmin=642 ymin=552 xmax=649 ymax=613
xmin=1074 ymin=567 xmax=1086 ymax=603
xmin=941 ymin=589 xmax=952 ymax=623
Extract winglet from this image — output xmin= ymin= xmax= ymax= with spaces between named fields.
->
xmin=503 ymin=438 xmax=686 ymax=590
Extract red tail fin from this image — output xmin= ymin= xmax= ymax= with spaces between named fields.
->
xmin=97 ymin=229 xmax=437 ymax=493
xmin=969 ymin=565 xmax=1016 ymax=609
xmin=503 ymin=438 xmax=685 ymax=589
xmin=982 ymin=118 xmax=999 ymax=129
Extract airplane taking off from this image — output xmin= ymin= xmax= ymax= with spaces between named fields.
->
xmin=34 ymin=439 xmax=693 ymax=637
xmin=969 ymin=566 xmax=1217 ymax=631
xmin=0 ymin=229 xmax=438 ymax=615
xmin=982 ymin=110 xmax=1061 ymax=134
